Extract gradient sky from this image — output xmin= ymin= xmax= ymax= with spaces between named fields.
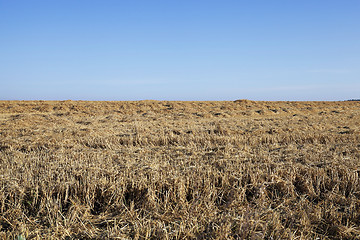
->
xmin=1 ymin=1 xmax=359 ymax=101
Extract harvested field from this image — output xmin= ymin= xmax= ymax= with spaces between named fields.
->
xmin=0 ymin=100 xmax=359 ymax=239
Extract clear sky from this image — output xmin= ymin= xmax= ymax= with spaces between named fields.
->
xmin=1 ymin=1 xmax=359 ymax=101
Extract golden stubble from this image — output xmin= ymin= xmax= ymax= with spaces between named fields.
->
xmin=0 ymin=100 xmax=359 ymax=239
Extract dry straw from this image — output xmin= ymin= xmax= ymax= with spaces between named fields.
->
xmin=0 ymin=100 xmax=359 ymax=239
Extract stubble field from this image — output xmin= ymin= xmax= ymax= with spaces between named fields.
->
xmin=0 ymin=100 xmax=359 ymax=239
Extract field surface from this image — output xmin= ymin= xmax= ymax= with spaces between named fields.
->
xmin=0 ymin=100 xmax=360 ymax=239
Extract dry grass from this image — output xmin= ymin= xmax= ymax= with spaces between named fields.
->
xmin=0 ymin=100 xmax=359 ymax=239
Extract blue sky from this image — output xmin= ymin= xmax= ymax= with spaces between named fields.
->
xmin=1 ymin=1 xmax=359 ymax=101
